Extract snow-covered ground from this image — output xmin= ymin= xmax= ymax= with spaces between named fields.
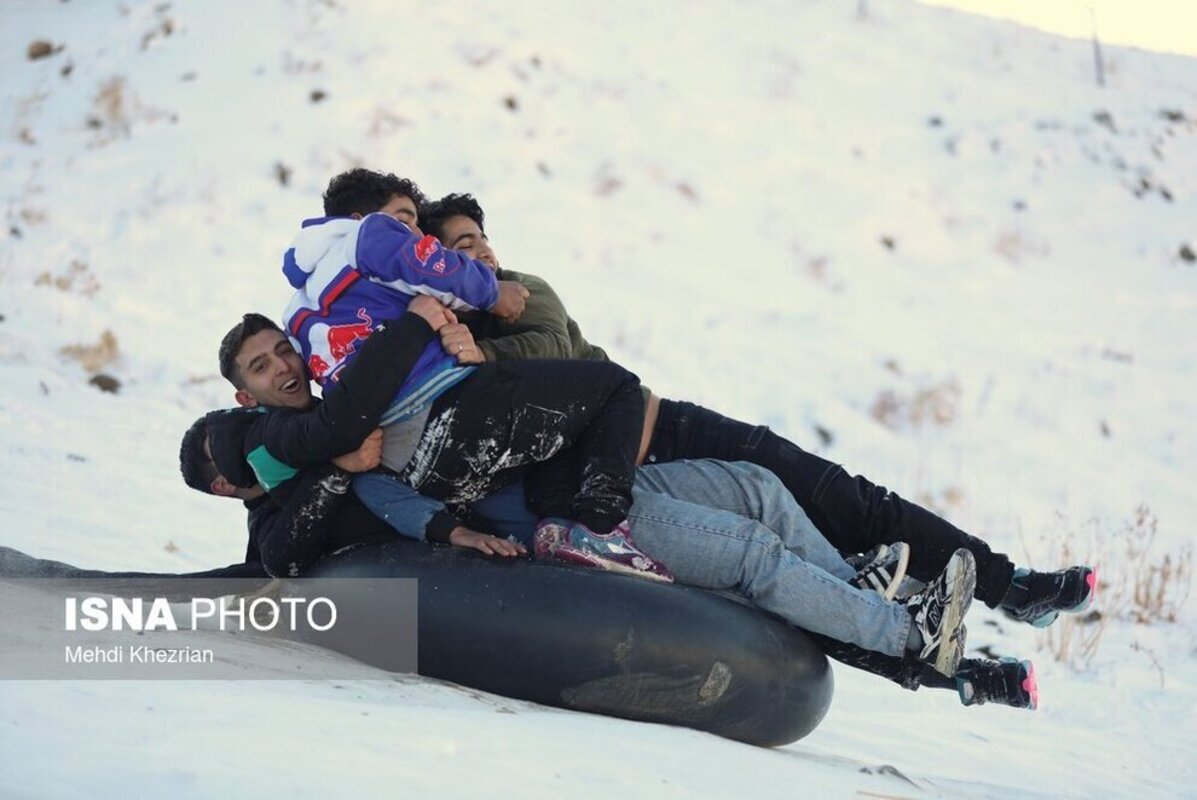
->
xmin=1 ymin=0 xmax=1194 ymax=796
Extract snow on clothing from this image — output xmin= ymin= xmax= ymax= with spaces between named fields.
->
xmin=281 ymin=213 xmax=498 ymax=425
xmin=242 ymin=464 xmax=393 ymax=578
xmin=356 ymin=357 xmax=645 ymax=535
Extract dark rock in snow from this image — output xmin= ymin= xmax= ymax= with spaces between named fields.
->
xmin=1093 ymin=109 xmax=1116 ymax=132
xmin=813 ymin=425 xmax=834 ymax=448
xmin=27 ymin=40 xmax=61 ymax=61
xmin=89 ymin=374 xmax=121 ymax=394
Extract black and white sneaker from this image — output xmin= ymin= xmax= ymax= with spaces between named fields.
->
xmin=849 ymin=542 xmax=911 ymax=601
xmin=956 ymin=657 xmax=1038 ymax=710
xmin=906 ymin=548 xmax=976 ymax=677
xmin=1000 ymin=566 xmax=1097 ymax=628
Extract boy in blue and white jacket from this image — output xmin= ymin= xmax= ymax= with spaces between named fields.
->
xmin=282 ymin=211 xmax=522 ymax=425
xmin=272 ymin=171 xmax=670 ymax=581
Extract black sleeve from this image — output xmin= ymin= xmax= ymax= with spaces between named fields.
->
xmin=256 ymin=312 xmax=437 ymax=468
xmin=248 ymin=464 xmax=355 ymax=578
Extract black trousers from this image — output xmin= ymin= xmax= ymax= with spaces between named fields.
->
xmin=642 ymin=399 xmax=1017 ymax=691
xmin=644 ymin=399 xmax=1015 ymax=608
xmin=398 ymin=360 xmax=644 ymax=533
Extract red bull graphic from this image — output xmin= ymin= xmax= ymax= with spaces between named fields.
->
xmin=304 ymin=307 xmax=374 ymax=384
xmin=308 ymin=353 xmax=331 ymax=381
xmin=412 ymin=235 xmax=458 ymax=278
xmin=414 ymin=235 xmax=439 ymax=265
xmin=327 ymin=307 xmax=373 ymax=359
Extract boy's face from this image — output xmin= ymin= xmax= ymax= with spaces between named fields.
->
xmin=439 ymin=215 xmax=498 ymax=270
xmin=377 ymin=193 xmax=421 ymax=234
xmin=202 ymin=435 xmax=263 ymax=499
xmin=233 ymin=329 xmax=311 ymax=410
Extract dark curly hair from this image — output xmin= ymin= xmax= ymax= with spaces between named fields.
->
xmin=323 ymin=168 xmax=427 ymax=217
xmin=179 ymin=411 xmax=223 ymax=495
xmin=419 ymin=193 xmax=486 ymax=242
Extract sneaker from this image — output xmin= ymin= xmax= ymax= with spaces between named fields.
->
xmin=536 ymin=519 xmax=674 ymax=584
xmin=533 ymin=518 xmax=570 ymax=561
xmin=956 ymin=657 xmax=1038 ymax=710
xmin=1000 ymin=566 xmax=1097 ymax=628
xmin=849 ymin=542 xmax=911 ymax=601
xmin=906 ymin=549 xmax=976 ymax=677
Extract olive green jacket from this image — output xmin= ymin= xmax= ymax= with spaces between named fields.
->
xmin=462 ymin=268 xmax=609 ymax=363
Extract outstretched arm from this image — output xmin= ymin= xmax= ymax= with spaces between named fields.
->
xmin=354 ymin=214 xmax=501 ymax=312
xmin=464 ymin=270 xmax=608 ymax=363
xmin=254 ymin=300 xmax=449 ymax=471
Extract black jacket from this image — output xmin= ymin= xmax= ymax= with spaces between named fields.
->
xmin=208 ymin=311 xmax=438 ymax=577
xmin=242 ymin=466 xmax=394 ymax=577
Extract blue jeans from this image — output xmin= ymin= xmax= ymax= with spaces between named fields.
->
xmin=472 ymin=460 xmax=913 ymax=657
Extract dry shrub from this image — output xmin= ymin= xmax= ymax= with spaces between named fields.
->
xmin=1041 ymin=504 xmax=1191 ymax=672
xmin=60 ymin=330 xmax=119 ymax=373
xmin=1117 ymin=505 xmax=1192 ymax=624
xmin=993 ymin=229 xmax=1050 ymax=263
xmin=12 ymin=89 xmax=48 ymax=143
xmin=1041 ymin=535 xmax=1111 ymax=671
xmin=90 ymin=77 xmax=133 ymax=137
xmin=368 ymin=107 xmax=409 ymax=138
xmin=139 ymin=15 xmax=175 ymax=50
xmin=86 ymin=76 xmax=173 ymax=143
xmin=35 ymin=260 xmax=100 ymax=297
xmin=282 ymin=50 xmax=323 ymax=75
xmin=871 ymin=375 xmax=961 ymax=431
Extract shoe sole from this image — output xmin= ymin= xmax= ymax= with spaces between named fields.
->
xmin=933 ymin=553 xmax=976 ymax=676
xmin=882 ymin=543 xmax=911 ymax=601
xmin=1022 ymin=660 xmax=1039 ymax=711
xmin=552 ymin=543 xmax=674 ymax=584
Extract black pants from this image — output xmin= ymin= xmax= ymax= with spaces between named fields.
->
xmin=645 ymin=399 xmax=1014 ymax=608
xmin=808 ymin=632 xmax=957 ymax=692
xmin=398 ymin=360 xmax=644 ymax=533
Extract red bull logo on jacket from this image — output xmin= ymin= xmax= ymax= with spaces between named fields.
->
xmin=414 ymin=235 xmax=439 ymax=265
xmin=305 ymin=307 xmax=373 ymax=382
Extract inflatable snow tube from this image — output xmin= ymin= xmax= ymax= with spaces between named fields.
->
xmin=294 ymin=540 xmax=833 ymax=746
xmin=0 ymin=542 xmax=833 ymax=745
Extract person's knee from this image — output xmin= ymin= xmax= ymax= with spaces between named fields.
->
xmin=722 ymin=461 xmax=788 ymax=518
xmin=737 ymin=527 xmax=785 ymax=582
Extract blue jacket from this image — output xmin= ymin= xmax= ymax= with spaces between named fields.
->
xmin=281 ymin=213 xmax=499 ymax=422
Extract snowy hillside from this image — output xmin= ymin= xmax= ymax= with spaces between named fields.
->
xmin=1 ymin=0 xmax=1195 ymax=796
